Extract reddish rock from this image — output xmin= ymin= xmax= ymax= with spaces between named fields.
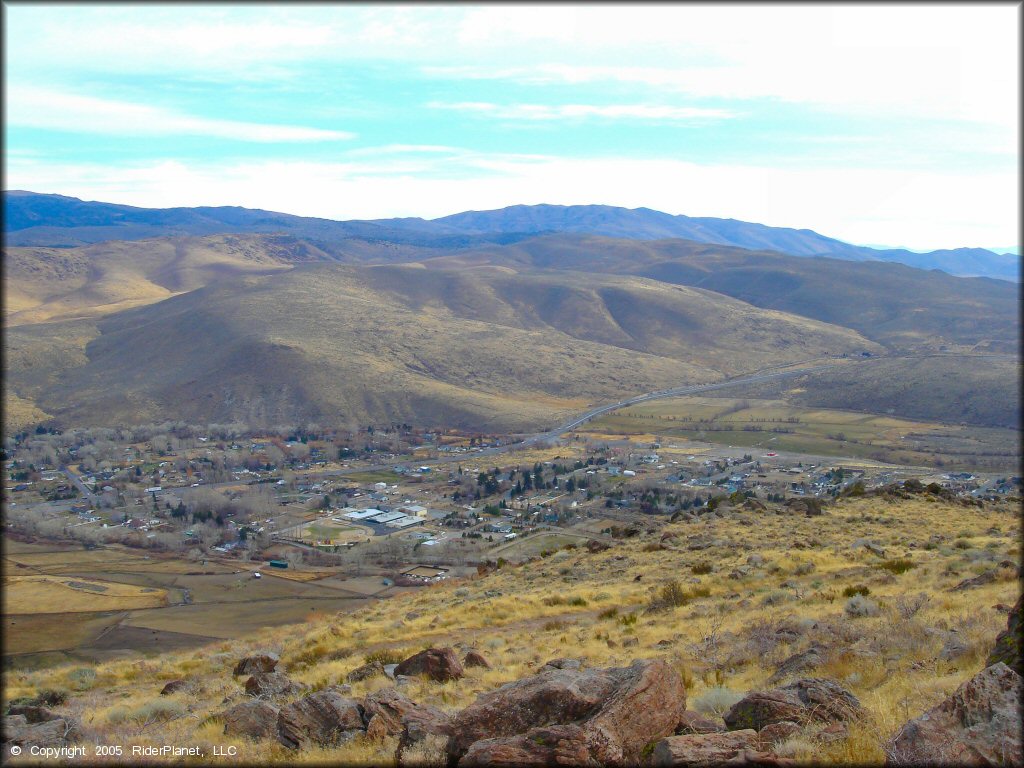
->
xmin=222 ymin=700 xmax=279 ymax=740
xmin=676 ymin=710 xmax=726 ymax=735
xmin=650 ymin=730 xmax=758 ymax=766
xmin=362 ymin=686 xmax=450 ymax=746
xmin=464 ymin=650 xmax=492 ymax=669
xmin=233 ymin=651 xmax=279 ymax=676
xmin=756 ymin=720 xmax=801 ymax=748
xmin=724 ymin=678 xmax=864 ymax=732
xmin=346 ymin=660 xmax=385 ymax=683
xmin=277 ymin=688 xmax=364 ymax=750
xmin=365 ymin=714 xmax=390 ymax=741
xmin=459 ymin=724 xmax=594 ymax=766
xmin=395 ymin=647 xmax=464 ymax=682
xmin=817 ymin=721 xmax=848 ymax=744
xmin=449 ymin=658 xmax=686 ymax=766
xmin=160 ymin=679 xmax=188 ymax=695
xmin=986 ymin=594 xmax=1022 ymax=675
xmin=886 ymin=662 xmax=1023 ymax=766
xmin=244 ymin=672 xmax=304 ymax=699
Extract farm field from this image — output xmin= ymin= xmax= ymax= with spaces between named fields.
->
xmin=0 ymin=536 xmax=382 ymax=666
xmin=582 ymin=396 xmax=1020 ymax=470
xmin=4 ymin=576 xmax=169 ymax=614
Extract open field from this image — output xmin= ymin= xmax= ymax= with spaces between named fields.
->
xmin=4 ymin=576 xmax=169 ymax=614
xmin=300 ymin=520 xmax=370 ymax=545
xmin=582 ymin=395 xmax=1020 ymax=470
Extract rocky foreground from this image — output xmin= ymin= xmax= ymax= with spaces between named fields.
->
xmin=4 ymin=596 xmax=1021 ymax=766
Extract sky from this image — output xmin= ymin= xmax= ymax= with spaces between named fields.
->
xmin=4 ymin=4 xmax=1019 ymax=251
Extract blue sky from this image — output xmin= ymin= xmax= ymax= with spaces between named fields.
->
xmin=4 ymin=4 xmax=1019 ymax=250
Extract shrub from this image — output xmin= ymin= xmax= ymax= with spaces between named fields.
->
xmin=793 ymin=562 xmax=816 ymax=576
xmin=760 ymin=590 xmax=790 ymax=607
xmin=33 ymin=689 xmax=68 ymax=706
xmin=659 ymin=580 xmax=690 ymax=608
xmin=844 ymin=595 xmax=880 ymax=618
xmin=67 ymin=668 xmax=97 ymax=691
xmin=619 ymin=613 xmax=638 ymax=627
xmin=842 ymin=585 xmax=871 ymax=598
xmin=543 ymin=620 xmax=567 ymax=632
xmin=109 ymin=699 xmax=185 ymax=725
xmin=692 ymin=562 xmax=713 ymax=575
xmin=878 ymin=558 xmax=916 ymax=574
xmin=542 ymin=595 xmax=568 ymax=606
xmin=692 ymin=687 xmax=745 ymax=717
xmin=598 ymin=606 xmax=619 ymax=620
xmin=567 ymin=596 xmax=588 ymax=607
xmin=895 ymin=592 xmax=931 ymax=619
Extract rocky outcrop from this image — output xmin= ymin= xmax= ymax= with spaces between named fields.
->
xmin=768 ymin=647 xmax=826 ymax=684
xmin=757 ymin=720 xmax=801 ymax=748
xmin=222 ymin=700 xmax=280 ymax=740
xmin=448 ymin=658 xmax=686 ymax=766
xmin=244 ymin=672 xmax=304 ymax=699
xmin=395 ymin=647 xmax=464 ymax=682
xmin=951 ymin=571 xmax=997 ymax=591
xmin=2 ymin=711 xmax=80 ymax=751
xmin=986 ymin=594 xmax=1022 ymax=675
xmin=463 ymin=650 xmax=492 ymax=669
xmin=886 ymin=662 xmax=1023 ymax=766
xmin=361 ymin=686 xmax=451 ymax=745
xmin=675 ymin=710 xmax=726 ymax=735
xmin=277 ymin=688 xmax=365 ymax=750
xmin=233 ymin=651 xmax=279 ymax=676
xmin=346 ymin=660 xmax=386 ymax=683
xmin=650 ymin=730 xmax=758 ymax=766
xmin=724 ymin=678 xmax=864 ymax=732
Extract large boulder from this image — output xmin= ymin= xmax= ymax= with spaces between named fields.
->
xmin=986 ymin=594 xmax=1022 ymax=675
xmin=448 ymin=658 xmax=687 ymax=766
xmin=222 ymin=700 xmax=280 ymax=740
xmin=724 ymin=678 xmax=864 ymax=732
xmin=160 ymin=679 xmax=189 ymax=696
xmin=244 ymin=672 xmax=304 ymax=699
xmin=277 ymin=688 xmax=365 ymax=750
xmin=459 ymin=724 xmax=594 ymax=766
xmin=886 ymin=662 xmax=1023 ymax=766
xmin=650 ymin=730 xmax=758 ymax=766
xmin=395 ymin=647 xmax=464 ymax=682
xmin=362 ymin=686 xmax=451 ymax=746
xmin=233 ymin=651 xmax=279 ymax=676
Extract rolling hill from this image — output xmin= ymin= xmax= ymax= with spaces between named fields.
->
xmin=420 ymin=234 xmax=1020 ymax=353
xmin=4 ymin=264 xmax=881 ymax=431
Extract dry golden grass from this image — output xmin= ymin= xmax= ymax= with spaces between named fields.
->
xmin=3 ymin=495 xmax=1019 ymax=765
xmin=5 ymin=575 xmax=169 ymax=614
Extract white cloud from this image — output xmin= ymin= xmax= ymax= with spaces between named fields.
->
xmin=6 ymin=86 xmax=354 ymax=143
xmin=427 ymin=102 xmax=734 ymax=122
xmin=8 ymin=152 xmax=1016 ymax=251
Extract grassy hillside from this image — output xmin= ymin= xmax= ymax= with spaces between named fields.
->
xmin=2 ymin=234 xmax=332 ymax=326
xmin=422 ymin=234 xmax=1019 ymax=352
xmin=4 ymin=264 xmax=878 ymax=431
xmin=5 ymin=494 xmax=1019 ymax=765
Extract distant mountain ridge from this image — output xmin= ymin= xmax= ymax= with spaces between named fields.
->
xmin=3 ymin=191 xmax=1018 ymax=280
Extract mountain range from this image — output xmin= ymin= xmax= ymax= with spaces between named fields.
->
xmin=2 ymin=191 xmax=1019 ymax=433
xmin=5 ymin=192 xmax=1019 ymax=281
